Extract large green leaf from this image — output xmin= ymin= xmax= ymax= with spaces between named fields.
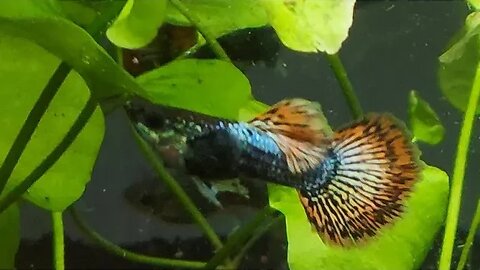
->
xmin=269 ymin=165 xmax=448 ymax=270
xmin=136 ymin=59 xmax=252 ymax=119
xmin=469 ymin=0 xmax=480 ymax=10
xmin=0 ymin=33 xmax=104 ymax=211
xmin=408 ymin=90 xmax=445 ymax=145
xmin=0 ymin=204 xmax=20 ymax=268
xmin=439 ymin=12 xmax=480 ymax=114
xmin=260 ymin=0 xmax=355 ymax=54
xmin=165 ymin=0 xmax=268 ymax=38
xmin=0 ymin=0 xmax=143 ymax=100
xmin=106 ymin=0 xmax=167 ymax=49
xmin=238 ymin=99 xmax=270 ymax=121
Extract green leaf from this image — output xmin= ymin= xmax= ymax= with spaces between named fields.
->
xmin=59 ymin=1 xmax=97 ymax=26
xmin=469 ymin=0 xmax=480 ymax=10
xmin=0 ymin=33 xmax=104 ymax=211
xmin=238 ymin=99 xmax=269 ymax=121
xmin=165 ymin=0 xmax=268 ymax=38
xmin=439 ymin=12 xmax=480 ymax=114
xmin=269 ymin=164 xmax=448 ymax=270
xmin=0 ymin=204 xmax=20 ymax=268
xmin=261 ymin=0 xmax=355 ymax=54
xmin=0 ymin=0 xmax=143 ymax=100
xmin=59 ymin=0 xmax=122 ymax=26
xmin=106 ymin=0 xmax=167 ymax=49
xmin=408 ymin=90 xmax=445 ymax=145
xmin=136 ymin=59 xmax=252 ymax=119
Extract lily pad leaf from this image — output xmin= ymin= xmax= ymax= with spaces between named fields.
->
xmin=269 ymin=165 xmax=448 ymax=270
xmin=0 ymin=33 xmax=104 ymax=211
xmin=136 ymin=59 xmax=252 ymax=119
xmin=238 ymin=99 xmax=269 ymax=121
xmin=0 ymin=0 xmax=143 ymax=100
xmin=0 ymin=204 xmax=20 ymax=269
xmin=261 ymin=0 xmax=356 ymax=54
xmin=107 ymin=0 xmax=167 ymax=49
xmin=469 ymin=0 xmax=480 ymax=11
xmin=166 ymin=0 xmax=268 ymax=39
xmin=439 ymin=12 xmax=480 ymax=113
xmin=408 ymin=90 xmax=445 ymax=145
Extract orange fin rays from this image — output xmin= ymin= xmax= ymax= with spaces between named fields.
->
xmin=273 ymin=134 xmax=329 ymax=174
xmin=298 ymin=113 xmax=421 ymax=247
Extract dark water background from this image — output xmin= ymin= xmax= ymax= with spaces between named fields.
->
xmin=15 ymin=1 xmax=480 ymax=269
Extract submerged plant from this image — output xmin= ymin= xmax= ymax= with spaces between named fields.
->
xmin=0 ymin=0 xmax=477 ymax=270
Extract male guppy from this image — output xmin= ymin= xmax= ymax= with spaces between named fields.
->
xmin=125 ymin=97 xmax=420 ymax=247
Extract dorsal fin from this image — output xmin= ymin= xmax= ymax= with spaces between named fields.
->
xmin=248 ymin=98 xmax=332 ymax=146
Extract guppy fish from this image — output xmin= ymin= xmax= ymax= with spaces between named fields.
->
xmin=125 ymin=97 xmax=420 ymax=247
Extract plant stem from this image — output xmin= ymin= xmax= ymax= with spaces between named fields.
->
xmin=0 ymin=62 xmax=70 ymax=195
xmin=168 ymin=0 xmax=230 ymax=62
xmin=204 ymin=207 xmax=277 ymax=270
xmin=231 ymin=215 xmax=283 ymax=268
xmin=456 ymin=199 xmax=480 ymax=270
xmin=439 ymin=63 xmax=480 ymax=270
xmin=0 ymin=98 xmax=96 ymax=214
xmin=69 ymin=207 xmax=207 ymax=269
xmin=130 ymin=124 xmax=224 ymax=251
xmin=116 ymin=46 xmax=124 ymax=66
xmin=176 ymin=43 xmax=202 ymax=61
xmin=325 ymin=53 xmax=363 ymax=119
xmin=52 ymin=211 xmax=65 ymax=270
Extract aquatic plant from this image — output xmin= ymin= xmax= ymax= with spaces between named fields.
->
xmin=0 ymin=0 xmax=478 ymax=269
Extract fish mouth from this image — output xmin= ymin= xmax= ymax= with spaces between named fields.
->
xmin=123 ymin=97 xmax=151 ymax=123
xmin=123 ymin=97 xmax=164 ymax=145
xmin=124 ymin=96 xmax=169 ymax=128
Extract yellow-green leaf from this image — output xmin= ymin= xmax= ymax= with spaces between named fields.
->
xmin=238 ymin=99 xmax=269 ymax=121
xmin=408 ymin=90 xmax=445 ymax=145
xmin=0 ymin=0 xmax=143 ymax=100
xmin=439 ymin=12 xmax=480 ymax=114
xmin=0 ymin=34 xmax=104 ymax=211
xmin=261 ymin=0 xmax=355 ymax=54
xmin=469 ymin=0 xmax=480 ymax=10
xmin=106 ymin=0 xmax=167 ymax=49
xmin=166 ymin=0 xmax=268 ymax=39
xmin=136 ymin=59 xmax=252 ymax=119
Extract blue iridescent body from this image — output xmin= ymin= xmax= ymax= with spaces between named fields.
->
xmin=125 ymin=97 xmax=335 ymax=190
xmin=183 ymin=120 xmax=337 ymax=190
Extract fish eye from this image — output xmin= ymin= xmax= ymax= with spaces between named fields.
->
xmin=144 ymin=113 xmax=164 ymax=129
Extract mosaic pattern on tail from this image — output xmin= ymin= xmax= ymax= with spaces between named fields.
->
xmin=298 ymin=114 xmax=420 ymax=246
